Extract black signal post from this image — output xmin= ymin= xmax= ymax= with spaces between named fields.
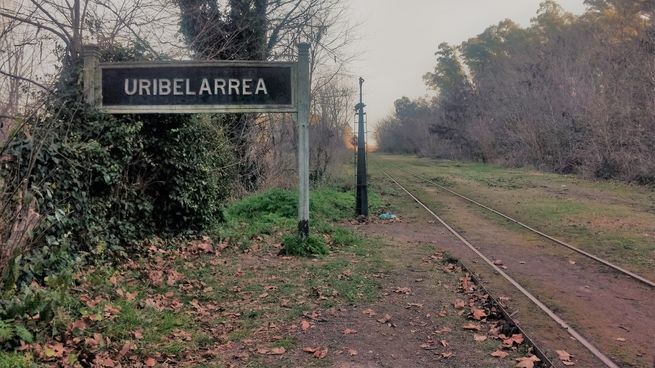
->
xmin=355 ymin=77 xmax=369 ymax=217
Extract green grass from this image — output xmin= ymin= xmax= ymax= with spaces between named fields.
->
xmin=373 ymin=153 xmax=655 ymax=274
xmin=0 ymin=352 xmax=32 ymax=368
xmin=282 ymin=234 xmax=328 ymax=256
xmin=218 ymin=185 xmax=380 ymax=254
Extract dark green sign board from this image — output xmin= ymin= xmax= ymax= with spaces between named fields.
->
xmin=99 ymin=61 xmax=296 ymax=114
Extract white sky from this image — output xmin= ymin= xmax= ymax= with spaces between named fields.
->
xmin=345 ymin=0 xmax=588 ymax=135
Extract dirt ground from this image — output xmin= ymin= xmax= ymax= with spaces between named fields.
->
xmin=290 ymin=220 xmax=538 ymax=368
xmin=362 ymin=164 xmax=655 ymax=368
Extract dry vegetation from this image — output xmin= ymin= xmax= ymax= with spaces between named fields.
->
xmin=376 ymin=0 xmax=655 ymax=183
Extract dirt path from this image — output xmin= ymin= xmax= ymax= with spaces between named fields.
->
xmin=373 ymin=169 xmax=655 ymax=368
xmin=292 ymin=222 xmax=535 ymax=368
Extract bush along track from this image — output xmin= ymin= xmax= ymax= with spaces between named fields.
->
xmin=0 ymin=185 xmax=382 ymax=367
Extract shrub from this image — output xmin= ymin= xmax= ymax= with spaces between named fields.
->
xmin=281 ymin=234 xmax=328 ymax=256
xmin=139 ymin=114 xmax=236 ymax=232
xmin=226 ymin=188 xmax=296 ymax=221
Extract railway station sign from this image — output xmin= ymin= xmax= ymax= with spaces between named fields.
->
xmin=82 ymin=44 xmax=312 ymax=238
xmin=96 ymin=61 xmax=296 ymax=114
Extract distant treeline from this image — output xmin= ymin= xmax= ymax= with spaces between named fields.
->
xmin=376 ymin=0 xmax=655 ymax=183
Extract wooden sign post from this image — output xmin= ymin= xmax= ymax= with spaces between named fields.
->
xmin=83 ymin=43 xmax=312 ymax=238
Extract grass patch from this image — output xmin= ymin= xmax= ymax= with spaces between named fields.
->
xmin=0 ymin=352 xmax=32 ymax=368
xmin=281 ymin=234 xmax=328 ymax=256
xmin=219 ymin=185 xmax=380 ymax=254
xmin=373 ymin=153 xmax=655 ymax=275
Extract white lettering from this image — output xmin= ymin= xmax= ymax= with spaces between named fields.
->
xmin=199 ymin=78 xmax=212 ymax=95
xmin=159 ymin=79 xmax=171 ymax=95
xmin=124 ymin=77 xmax=272 ymax=97
xmin=229 ymin=79 xmax=240 ymax=95
xmin=173 ymin=79 xmax=184 ymax=95
xmin=214 ymin=79 xmax=226 ymax=95
xmin=185 ymin=79 xmax=195 ymax=95
xmin=125 ymin=79 xmax=137 ymax=96
xmin=242 ymin=78 xmax=253 ymax=95
xmin=255 ymin=78 xmax=268 ymax=95
xmin=139 ymin=79 xmax=152 ymax=96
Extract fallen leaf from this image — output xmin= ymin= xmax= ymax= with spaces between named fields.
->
xmin=471 ymin=307 xmax=487 ymax=320
xmin=393 ymin=287 xmax=412 ymax=294
xmin=435 ymin=327 xmax=452 ymax=334
xmin=515 ymin=359 xmax=535 ymax=368
xmin=313 ymin=347 xmax=328 ymax=359
xmin=503 ymin=333 xmax=525 ymax=346
xmin=362 ymin=308 xmax=376 ymax=317
xmin=462 ymin=323 xmax=481 ymax=331
xmin=145 ymin=357 xmax=156 ymax=367
xmin=440 ymin=351 xmax=454 ymax=358
xmin=405 ymin=303 xmax=423 ymax=309
xmin=95 ymin=354 xmax=116 ymax=367
xmin=133 ymin=329 xmax=144 ymax=340
xmin=453 ymin=299 xmax=466 ymax=309
xmin=515 ymin=355 xmax=541 ymax=368
xmin=473 ymin=334 xmax=488 ymax=342
xmin=460 ymin=277 xmax=474 ymax=292
xmin=117 ymin=342 xmax=135 ymax=360
xmin=556 ymin=350 xmax=573 ymax=362
xmin=44 ymin=343 xmax=65 ymax=358
xmin=69 ymin=319 xmax=87 ymax=332
xmin=491 ymin=350 xmax=509 ymax=358
xmin=148 ymin=271 xmax=164 ymax=286
xmin=103 ymin=304 xmax=121 ymax=318
xmin=269 ymin=347 xmax=286 ymax=355
xmin=439 ymin=340 xmax=449 ymax=347
xmin=301 ymin=320 xmax=311 ymax=332
xmin=342 ymin=328 xmax=357 ymax=335
xmin=377 ymin=314 xmax=392 ymax=324
xmin=615 ymin=337 xmax=626 ymax=342
xmin=346 ymin=348 xmax=358 ymax=356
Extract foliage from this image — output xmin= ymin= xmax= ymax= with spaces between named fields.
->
xmin=226 ymin=188 xmax=297 ymax=221
xmin=377 ymin=1 xmax=655 ymax=182
xmin=5 ymin=99 xmax=149 ymax=273
xmin=281 ymin=234 xmax=328 ymax=256
xmin=0 ymin=351 xmax=32 ymax=368
xmin=221 ymin=185 xmax=378 ymax=252
xmin=0 ymin=78 xmax=236 ymax=352
xmin=139 ymin=115 xmax=236 ymax=232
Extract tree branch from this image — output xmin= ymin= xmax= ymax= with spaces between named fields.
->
xmin=0 ymin=69 xmax=54 ymax=93
xmin=0 ymin=7 xmax=71 ymax=48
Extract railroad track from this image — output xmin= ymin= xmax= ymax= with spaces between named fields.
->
xmin=393 ymin=165 xmax=655 ymax=289
xmin=379 ymin=169 xmax=626 ymax=368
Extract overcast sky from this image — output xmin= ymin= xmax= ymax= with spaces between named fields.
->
xmin=345 ymin=0 xmax=588 ymax=137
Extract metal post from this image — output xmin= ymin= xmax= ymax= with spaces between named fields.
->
xmin=82 ymin=44 xmax=101 ymax=106
xmin=355 ymin=77 xmax=369 ymax=217
xmin=297 ymin=43 xmax=311 ymax=238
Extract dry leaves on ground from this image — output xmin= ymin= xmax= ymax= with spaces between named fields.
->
xmin=491 ymin=350 xmax=509 ymax=358
xmin=556 ymin=350 xmax=575 ymax=366
xmin=515 ymin=355 xmax=541 ymax=368
xmin=462 ymin=322 xmax=481 ymax=331
xmin=303 ymin=346 xmax=328 ymax=359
